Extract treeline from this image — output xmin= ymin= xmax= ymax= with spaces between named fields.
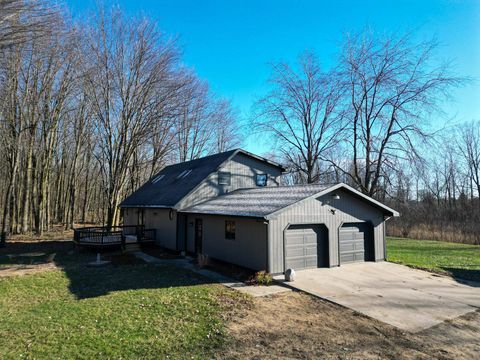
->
xmin=254 ymin=32 xmax=479 ymax=244
xmin=0 ymin=1 xmax=240 ymax=234
xmin=386 ymin=124 xmax=480 ymax=244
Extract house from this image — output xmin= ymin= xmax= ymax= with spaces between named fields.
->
xmin=120 ymin=149 xmax=399 ymax=274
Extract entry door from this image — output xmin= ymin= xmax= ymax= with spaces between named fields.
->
xmin=339 ymin=225 xmax=365 ymax=264
xmin=137 ymin=209 xmax=145 ymax=226
xmin=194 ymin=219 xmax=203 ymax=254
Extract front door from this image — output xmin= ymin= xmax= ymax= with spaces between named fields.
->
xmin=194 ymin=219 xmax=203 ymax=254
xmin=137 ymin=209 xmax=145 ymax=226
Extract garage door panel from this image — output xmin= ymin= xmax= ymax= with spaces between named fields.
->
xmin=340 ymin=253 xmax=355 ymax=263
xmin=286 ymin=236 xmax=306 ymax=246
xmin=305 ymin=257 xmax=318 ymax=268
xmin=285 ymin=246 xmax=305 ymax=258
xmin=285 ymin=225 xmax=328 ymax=270
xmin=339 ymin=224 xmax=365 ymax=264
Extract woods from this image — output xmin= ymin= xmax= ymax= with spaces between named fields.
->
xmin=0 ymin=2 xmax=240 ymax=234
xmin=0 ymin=1 xmax=478 ymax=244
xmin=256 ymin=33 xmax=478 ymax=244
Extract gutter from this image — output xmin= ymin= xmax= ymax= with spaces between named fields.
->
xmin=264 ymin=218 xmax=270 ymax=273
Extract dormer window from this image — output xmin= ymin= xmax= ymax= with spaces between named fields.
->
xmin=218 ymin=171 xmax=231 ymax=185
xmin=152 ymin=174 xmax=165 ymax=184
xmin=177 ymin=169 xmax=192 ymax=179
xmin=256 ymin=174 xmax=267 ymax=187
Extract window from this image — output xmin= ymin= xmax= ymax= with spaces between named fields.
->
xmin=177 ymin=169 xmax=192 ymax=179
xmin=152 ymin=174 xmax=165 ymax=184
xmin=256 ymin=174 xmax=267 ymax=187
xmin=218 ymin=171 xmax=231 ymax=185
xmin=225 ymin=221 xmax=236 ymax=240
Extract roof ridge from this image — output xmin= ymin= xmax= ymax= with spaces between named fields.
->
xmin=162 ymin=149 xmax=237 ymax=170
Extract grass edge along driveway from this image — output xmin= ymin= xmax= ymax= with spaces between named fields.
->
xmin=386 ymin=237 xmax=480 ymax=282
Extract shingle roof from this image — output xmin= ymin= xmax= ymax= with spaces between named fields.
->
xmin=180 ymin=185 xmax=330 ymax=217
xmin=120 ymin=150 xmax=238 ymax=207
xmin=120 ymin=149 xmax=285 ymax=208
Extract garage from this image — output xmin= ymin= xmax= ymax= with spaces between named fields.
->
xmin=339 ymin=223 xmax=374 ymax=264
xmin=284 ymin=224 xmax=328 ymax=270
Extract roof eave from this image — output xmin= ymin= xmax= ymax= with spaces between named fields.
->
xmin=234 ymin=149 xmax=287 ymax=172
xmin=119 ymin=204 xmax=173 ymax=209
xmin=265 ymin=183 xmax=399 ymax=219
xmin=179 ymin=209 xmax=266 ymax=219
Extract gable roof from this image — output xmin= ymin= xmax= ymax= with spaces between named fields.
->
xmin=120 ymin=149 xmax=285 ymax=208
xmin=180 ymin=184 xmax=329 ymax=218
xmin=181 ymin=183 xmax=399 ymax=218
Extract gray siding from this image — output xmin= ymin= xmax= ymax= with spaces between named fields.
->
xmin=185 ymin=213 xmax=268 ymax=271
xmin=123 ymin=208 xmax=177 ymax=250
xmin=268 ymin=189 xmax=386 ymax=274
xmin=176 ymin=153 xmax=282 ymax=210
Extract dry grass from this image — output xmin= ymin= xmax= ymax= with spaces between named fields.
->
xmin=388 ymin=224 xmax=480 ymax=245
xmin=218 ymin=292 xmax=480 ymax=360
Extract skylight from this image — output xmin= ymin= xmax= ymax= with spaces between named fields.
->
xmin=177 ymin=169 xmax=192 ymax=179
xmin=152 ymin=174 xmax=165 ymax=184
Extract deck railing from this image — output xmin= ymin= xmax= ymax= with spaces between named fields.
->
xmin=73 ymin=225 xmax=156 ymax=248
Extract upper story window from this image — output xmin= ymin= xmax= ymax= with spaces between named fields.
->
xmin=218 ymin=171 xmax=231 ymax=185
xmin=225 ymin=220 xmax=236 ymax=240
xmin=152 ymin=174 xmax=165 ymax=184
xmin=256 ymin=174 xmax=268 ymax=187
xmin=177 ymin=169 xmax=192 ymax=179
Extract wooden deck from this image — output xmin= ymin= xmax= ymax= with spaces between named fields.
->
xmin=73 ymin=225 xmax=156 ymax=248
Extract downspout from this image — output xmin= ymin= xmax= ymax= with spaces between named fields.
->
xmin=184 ymin=215 xmax=188 ymax=254
xmin=175 ymin=210 xmax=179 ymax=251
xmin=384 ymin=215 xmax=391 ymax=260
xmin=264 ymin=218 xmax=270 ymax=273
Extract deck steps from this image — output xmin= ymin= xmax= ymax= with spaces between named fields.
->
xmin=123 ymin=243 xmax=141 ymax=253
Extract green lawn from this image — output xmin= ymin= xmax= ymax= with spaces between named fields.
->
xmin=0 ymin=252 xmax=246 ymax=359
xmin=386 ymin=237 xmax=480 ymax=282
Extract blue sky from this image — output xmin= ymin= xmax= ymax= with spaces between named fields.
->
xmin=66 ymin=0 xmax=480 ymax=153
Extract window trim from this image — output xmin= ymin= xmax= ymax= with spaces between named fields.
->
xmin=256 ymin=174 xmax=268 ymax=187
xmin=225 ymin=220 xmax=236 ymax=241
xmin=218 ymin=171 xmax=231 ymax=186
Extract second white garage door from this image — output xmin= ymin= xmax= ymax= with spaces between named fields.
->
xmin=339 ymin=224 xmax=365 ymax=263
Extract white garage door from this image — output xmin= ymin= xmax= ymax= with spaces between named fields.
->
xmin=285 ymin=225 xmax=319 ymax=270
xmin=339 ymin=225 xmax=365 ymax=264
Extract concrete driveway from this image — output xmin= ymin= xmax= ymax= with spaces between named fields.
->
xmin=274 ymin=262 xmax=480 ymax=332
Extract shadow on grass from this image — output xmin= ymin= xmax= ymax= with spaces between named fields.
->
xmin=441 ymin=267 xmax=480 ymax=286
xmin=0 ymin=240 xmax=215 ymax=299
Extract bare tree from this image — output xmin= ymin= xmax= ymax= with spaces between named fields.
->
xmin=458 ymin=121 xmax=480 ymax=206
xmin=255 ymin=51 xmax=344 ymax=183
xmin=176 ymin=77 xmax=212 ymax=162
xmin=0 ymin=0 xmax=56 ymax=50
xmin=330 ymin=31 xmax=462 ymax=196
xmin=83 ymin=8 xmax=183 ymax=228
xmin=210 ymin=98 xmax=241 ymax=153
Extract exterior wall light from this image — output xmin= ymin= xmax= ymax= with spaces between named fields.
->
xmin=331 ymin=193 xmax=340 ymax=200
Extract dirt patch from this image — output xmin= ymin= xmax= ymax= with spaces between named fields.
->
xmin=0 ymin=262 xmax=58 ymax=277
xmin=4 ymin=224 xmax=75 ymax=243
xmin=218 ymin=291 xmax=480 ymax=359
